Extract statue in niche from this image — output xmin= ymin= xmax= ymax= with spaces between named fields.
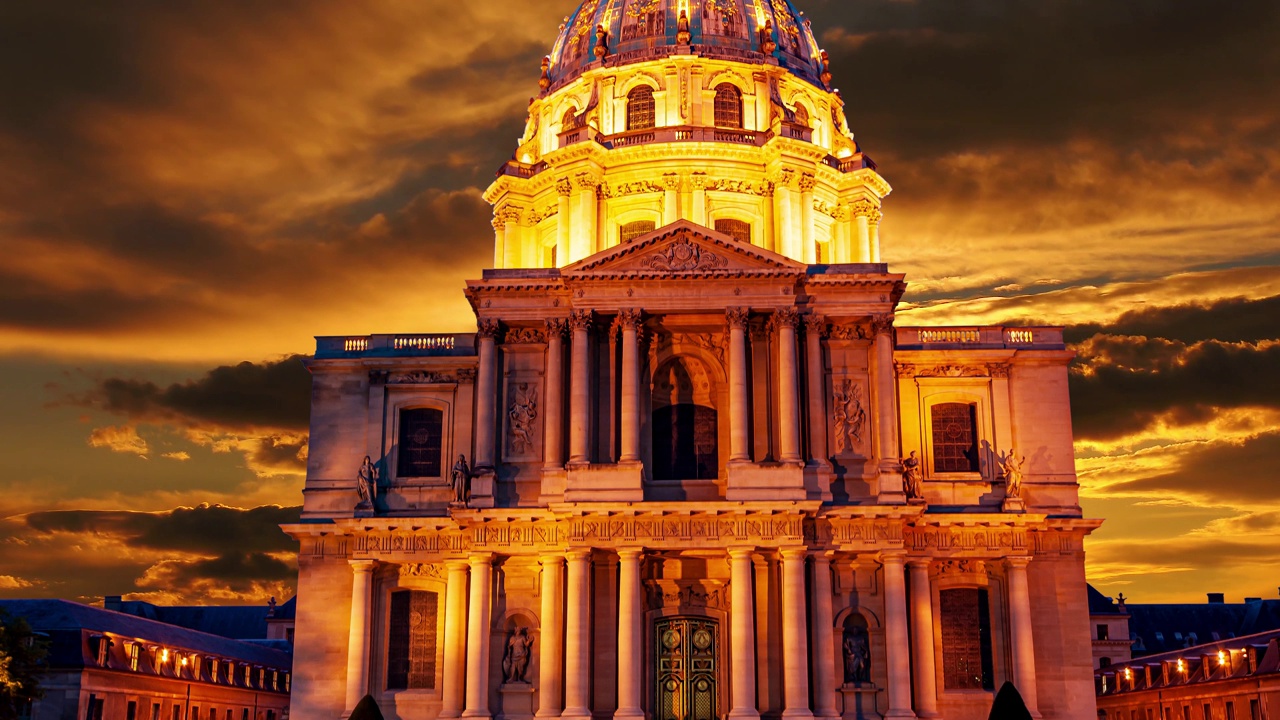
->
xmin=509 ymin=383 xmax=539 ymax=454
xmin=832 ymin=379 xmax=866 ymax=454
xmin=677 ymin=9 xmax=691 ymax=45
xmin=1002 ymin=450 xmax=1025 ymax=499
xmin=902 ymin=450 xmax=924 ymax=501
xmin=356 ymin=456 xmax=379 ymax=509
xmin=502 ymin=627 xmax=533 ymax=683
xmin=842 ymin=627 xmax=871 ymax=684
xmin=450 ymin=454 xmax=471 ymax=506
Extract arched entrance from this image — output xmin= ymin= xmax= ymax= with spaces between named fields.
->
xmin=650 ymin=356 xmax=719 ymax=482
xmin=655 ymin=617 xmax=719 ymax=720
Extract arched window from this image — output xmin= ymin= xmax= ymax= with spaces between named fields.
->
xmin=714 ymin=219 xmax=751 ymax=244
xmin=794 ymin=103 xmax=810 ymax=128
xmin=931 ymin=402 xmax=979 ymax=473
xmin=627 ymin=86 xmax=656 ymax=131
xmin=621 ymin=220 xmax=656 ymax=244
xmin=713 ymin=84 xmax=742 ymax=128
xmin=562 ymin=108 xmax=580 ymax=131
xmin=397 ymin=407 xmax=444 ymax=478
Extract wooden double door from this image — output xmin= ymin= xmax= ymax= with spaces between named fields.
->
xmin=654 ymin=617 xmax=719 ymax=720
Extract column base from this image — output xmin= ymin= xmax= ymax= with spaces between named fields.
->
xmin=1002 ymin=496 xmax=1026 ymax=513
xmin=613 ymin=709 xmax=645 ymax=720
xmin=440 ymin=713 xmax=462 ymax=720
xmin=781 ymin=710 xmax=816 ymax=720
xmin=534 ymin=712 xmax=562 ymax=719
xmin=461 ymin=712 xmax=492 ymax=720
xmin=559 ymin=709 xmax=592 ymax=720
xmin=727 ymin=710 xmax=761 ymax=720
xmin=882 ymin=711 xmax=917 ymax=719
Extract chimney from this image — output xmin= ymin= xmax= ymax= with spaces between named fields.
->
xmin=1246 ymin=597 xmax=1262 ymax=604
xmin=1207 ymin=593 xmax=1225 ymax=604
xmin=104 ymin=595 xmax=123 ymax=611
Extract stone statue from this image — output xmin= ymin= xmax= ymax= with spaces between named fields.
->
xmin=677 ymin=10 xmax=691 ymax=45
xmin=539 ymin=55 xmax=551 ymax=91
xmin=832 ymin=379 xmax=866 ymax=455
xmin=594 ymin=24 xmax=609 ymax=59
xmin=450 ymin=454 xmax=471 ymax=505
xmin=356 ymin=456 xmax=379 ymax=508
xmin=842 ymin=628 xmax=870 ymax=684
xmin=509 ymin=383 xmax=538 ymax=454
xmin=902 ymin=450 xmax=924 ymax=501
xmin=759 ymin=19 xmax=776 ymax=54
xmin=1002 ymin=451 xmax=1025 ymax=499
xmin=502 ymin=627 xmax=533 ymax=683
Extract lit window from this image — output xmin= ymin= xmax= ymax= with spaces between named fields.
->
xmin=562 ymin=108 xmax=581 ymax=131
xmin=210 ymin=658 xmax=220 ymax=683
xmin=620 ymin=220 xmax=656 ymax=244
xmin=1098 ymin=624 xmax=1110 ymax=640
xmin=627 ymin=86 xmax=656 ymax=131
xmin=713 ymin=84 xmax=742 ymax=129
xmin=794 ymin=103 xmax=810 ymax=128
xmin=714 ymin=219 xmax=751 ymax=244
xmin=90 ymin=635 xmax=111 ymax=667
xmin=931 ymin=403 xmax=979 ymax=473
xmin=397 ymin=408 xmax=444 ymax=478
xmin=128 ymin=642 xmax=141 ymax=671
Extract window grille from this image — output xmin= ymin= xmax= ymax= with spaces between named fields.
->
xmin=397 ymin=408 xmax=444 ymax=478
xmin=627 ymin=86 xmax=656 ymax=131
xmin=388 ymin=590 xmax=440 ymax=690
xmin=714 ymin=219 xmax=751 ymax=244
xmin=713 ymin=84 xmax=742 ymax=128
xmin=931 ymin=402 xmax=979 ymax=473
xmin=621 ymin=221 xmax=656 ymax=244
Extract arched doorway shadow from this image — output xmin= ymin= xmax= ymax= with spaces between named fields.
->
xmin=648 ymin=354 xmax=722 ymax=499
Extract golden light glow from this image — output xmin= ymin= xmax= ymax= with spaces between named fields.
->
xmin=1218 ymin=650 xmax=1227 ymax=666
xmin=754 ymin=0 xmax=767 ymax=28
xmin=1123 ymin=667 xmax=1132 ymax=680
xmin=181 ymin=656 xmax=189 ymax=666
xmin=1176 ymin=658 xmax=1186 ymax=673
xmin=160 ymin=648 xmax=169 ymax=662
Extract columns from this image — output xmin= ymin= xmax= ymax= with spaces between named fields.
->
xmin=868 ymin=208 xmax=883 ymax=263
xmin=1006 ymin=557 xmax=1040 ymax=717
xmin=907 ymin=561 xmax=940 ymax=718
xmin=871 ymin=313 xmax=902 ymax=502
xmin=727 ymin=547 xmax=760 ymax=720
xmin=775 ymin=309 xmax=803 ymax=464
xmin=727 ymin=308 xmax=751 ymax=462
xmin=855 ymin=214 xmax=871 ymax=263
xmin=562 ymin=549 xmax=593 ymax=720
xmin=440 ymin=560 xmax=471 ymax=718
xmin=774 ymin=172 xmax=795 ymax=258
xmin=570 ymin=173 xmax=599 ymax=263
xmin=663 ymin=173 xmax=681 ymax=225
xmin=475 ymin=320 xmax=501 ymax=470
xmin=344 ymin=560 xmax=377 ymax=711
xmin=803 ymin=315 xmax=828 ymax=467
xmin=615 ymin=549 xmax=645 ymax=720
xmin=556 ymin=179 xmax=572 ymax=266
xmin=503 ymin=206 xmax=523 ymax=268
xmin=619 ymin=310 xmax=642 ymax=463
xmin=544 ymin=319 xmax=567 ymax=470
xmin=809 ymin=553 xmax=839 ymax=720
xmin=568 ymin=311 xmax=592 ymax=464
xmin=880 ymin=553 xmax=916 ymax=719
xmin=691 ymin=173 xmax=708 ymax=226
xmin=537 ymin=555 xmax=566 ymax=718
xmin=462 ymin=554 xmax=495 ymax=719
xmin=780 ymin=547 xmax=813 ymax=719
xmin=493 ymin=217 xmax=507 ymax=269
xmin=799 ymin=173 xmax=816 ymax=264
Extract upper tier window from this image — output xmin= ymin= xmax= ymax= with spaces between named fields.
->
xmin=714 ymin=219 xmax=750 ymax=244
xmin=628 ymin=86 xmax=656 ymax=131
xmin=714 ymin=84 xmax=742 ymax=129
xmin=931 ymin=402 xmax=979 ymax=473
xmin=397 ymin=407 xmax=443 ymax=478
xmin=621 ymin=220 xmax=656 ymax=244
xmin=794 ymin=103 xmax=810 ymax=128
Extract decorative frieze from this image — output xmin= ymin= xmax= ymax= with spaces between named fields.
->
xmin=389 ymin=371 xmax=457 ymax=385
xmin=505 ymin=327 xmax=547 ymax=345
xmin=705 ymin=178 xmax=772 ymax=197
xmin=641 ymin=241 xmax=728 ymax=272
xmin=645 ymin=580 xmax=730 ymax=612
xmin=399 ymin=563 xmax=446 ymax=579
xmin=600 ymin=180 xmax=665 ymax=199
xmin=829 ymin=323 xmax=869 ymax=341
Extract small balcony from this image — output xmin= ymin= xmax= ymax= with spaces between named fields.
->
xmin=895 ymin=326 xmax=1066 ymax=350
xmin=315 ymin=334 xmax=477 ymax=359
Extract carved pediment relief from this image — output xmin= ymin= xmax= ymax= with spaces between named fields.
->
xmin=562 ymin=220 xmax=807 ymax=278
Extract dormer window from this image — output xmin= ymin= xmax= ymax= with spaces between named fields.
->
xmin=89 ymin=635 xmax=112 ymax=667
xmin=627 ymin=86 xmax=656 ymax=131
xmin=713 ymin=84 xmax=742 ymax=129
xmin=794 ymin=103 xmax=810 ymax=128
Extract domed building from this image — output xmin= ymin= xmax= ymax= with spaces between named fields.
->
xmin=285 ymin=2 xmax=1102 ymax=720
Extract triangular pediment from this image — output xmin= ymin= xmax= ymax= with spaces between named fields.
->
xmin=562 ymin=220 xmax=808 ymax=278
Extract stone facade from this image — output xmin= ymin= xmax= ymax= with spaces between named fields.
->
xmin=285 ymin=2 xmax=1101 ymax=719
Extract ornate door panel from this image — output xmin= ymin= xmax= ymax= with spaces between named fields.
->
xmin=655 ymin=617 xmax=718 ymax=720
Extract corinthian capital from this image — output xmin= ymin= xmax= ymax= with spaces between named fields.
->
xmin=725 ymin=307 xmax=750 ymax=329
xmin=770 ymin=307 xmax=800 ymax=330
xmin=869 ymin=313 xmax=895 ymax=336
xmin=617 ymin=308 xmax=643 ymax=330
xmin=568 ymin=309 xmax=593 ymax=332
xmin=797 ymin=172 xmax=817 ymax=193
xmin=544 ymin=318 xmax=569 ymax=338
xmin=556 ymin=177 xmax=573 ymax=197
xmin=477 ymin=319 xmax=503 ymax=339
xmin=804 ymin=314 xmax=827 ymax=336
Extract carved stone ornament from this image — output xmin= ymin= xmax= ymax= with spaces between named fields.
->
xmin=457 ymin=367 xmax=478 ymax=383
xmin=706 ymin=179 xmax=771 ymax=197
xmin=988 ymin=363 xmax=1013 ymax=378
xmin=798 ymin=172 xmax=817 ymax=193
xmin=617 ymin=308 xmax=643 ymax=330
xmin=645 ymin=580 xmax=730 ymax=612
xmin=556 ymin=177 xmax=573 ymax=197
xmin=568 ymin=309 xmax=593 ymax=332
xmin=915 ymin=365 xmax=983 ymax=378
xmin=573 ymin=171 xmax=600 ymax=190
xmin=661 ymin=172 xmax=682 ymax=191
xmin=477 ymin=319 xmax=503 ymax=339
xmin=399 ymin=563 xmax=445 ymax=579
xmin=869 ymin=313 xmax=894 ymax=336
xmin=770 ymin=307 xmax=800 ymax=330
xmin=725 ymin=307 xmax=750 ymax=329
xmin=369 ymin=370 xmax=390 ymax=385
xmin=389 ymin=371 xmax=457 ymax=385
xmin=508 ymin=383 xmax=539 ymax=455
xmin=544 ymin=318 xmax=568 ymax=338
xmin=832 ymin=379 xmax=867 ymax=454
xmin=600 ymin=180 xmax=664 ymax=199
xmin=935 ymin=559 xmax=987 ymax=577
xmin=529 ymin=204 xmax=558 ymax=225
xmin=804 ymin=314 xmax=828 ymax=336
xmin=689 ymin=172 xmax=709 ymax=190
xmin=506 ymin=327 xmax=547 ymax=345
xmin=641 ymin=241 xmax=728 ymax=272
xmin=829 ymin=323 xmax=868 ymax=341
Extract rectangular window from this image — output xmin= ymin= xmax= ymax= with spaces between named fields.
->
xmin=620 ymin=221 xmax=657 ymax=244
xmin=243 ymin=710 xmax=250 ymax=720
xmin=1147 ymin=709 xmax=1154 ymax=720
xmin=1227 ymin=702 xmax=1236 ymax=720
xmin=939 ymin=588 xmax=994 ymax=690
xmin=86 ymin=696 xmax=104 ymax=720
xmin=152 ymin=704 xmax=161 ymax=720
xmin=173 ymin=706 xmax=181 ymax=720
xmin=397 ymin=408 xmax=444 ymax=478
xmin=1185 ymin=707 xmax=1192 ymax=720
xmin=931 ymin=403 xmax=980 ymax=473
xmin=1250 ymin=700 xmax=1260 ymax=720
xmin=129 ymin=642 xmax=141 ymax=671
xmin=1098 ymin=623 xmax=1110 ymax=640
xmin=192 ymin=708 xmax=200 ymax=720
xmin=388 ymin=589 xmax=440 ymax=690
xmin=127 ymin=702 xmax=137 ymax=720
xmin=1206 ymin=704 xmax=1213 ymax=720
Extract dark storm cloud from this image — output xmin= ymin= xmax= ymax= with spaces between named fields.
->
xmin=1106 ymin=432 xmax=1280 ymax=505
xmin=1070 ymin=336 xmax=1280 ymax=441
xmin=84 ymin=356 xmax=311 ymax=433
xmin=140 ymin=553 xmax=296 ymax=588
xmin=1064 ymin=295 xmax=1280 ymax=346
xmin=24 ymin=504 xmax=299 ymax=557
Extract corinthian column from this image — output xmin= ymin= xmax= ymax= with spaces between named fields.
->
xmin=727 ymin=547 xmax=759 ymax=720
xmin=615 ymin=549 xmax=644 ymax=720
xmin=462 ymin=554 xmax=495 ymax=719
xmin=880 ymin=552 xmax=915 ymax=719
xmin=871 ymin=313 xmax=903 ymax=503
xmin=799 ymin=173 xmax=816 ymax=263
xmin=775 ymin=309 xmax=803 ymax=464
xmin=556 ymin=178 xmax=572 ymax=266
xmin=537 ymin=555 xmax=566 ymax=718
xmin=344 ymin=560 xmax=377 ymax=712
xmin=475 ymin=320 xmax=501 ymax=470
xmin=810 ymin=552 xmax=839 ymax=720
xmin=780 ymin=547 xmax=813 ymax=719
xmin=561 ymin=549 xmax=593 ymax=720
xmin=544 ymin=319 xmax=567 ymax=470
xmin=907 ymin=560 xmax=939 ymax=718
xmin=440 ymin=560 xmax=470 ymax=718
xmin=1006 ymin=557 xmax=1041 ymax=717
xmin=727 ymin=308 xmax=751 ymax=462
xmin=804 ymin=315 xmax=829 ymax=467
xmin=568 ymin=311 xmax=592 ymax=464
xmin=618 ymin=310 xmax=642 ymax=463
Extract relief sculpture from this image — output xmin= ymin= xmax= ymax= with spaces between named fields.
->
xmin=508 ymin=383 xmax=539 ymax=455
xmin=832 ymin=379 xmax=867 ymax=455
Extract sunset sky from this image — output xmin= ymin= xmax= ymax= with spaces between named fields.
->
xmin=1 ymin=0 xmax=1278 ymax=607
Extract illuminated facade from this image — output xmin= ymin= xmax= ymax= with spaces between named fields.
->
xmin=285 ymin=2 xmax=1101 ymax=719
